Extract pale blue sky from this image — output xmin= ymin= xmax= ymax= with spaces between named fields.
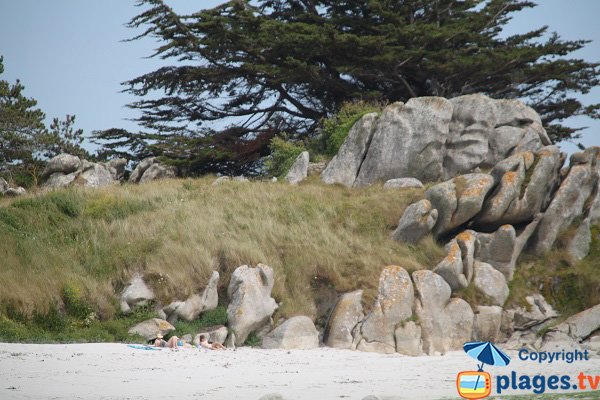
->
xmin=0 ymin=0 xmax=598 ymax=155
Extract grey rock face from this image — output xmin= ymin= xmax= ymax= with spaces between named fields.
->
xmin=227 ymin=264 xmax=278 ymax=345
xmin=473 ymin=261 xmax=509 ymax=307
xmin=321 ymin=113 xmax=379 ymax=187
xmin=391 ymin=199 xmax=438 ymax=244
xmin=394 ymin=321 xmax=423 ymax=356
xmin=476 ymin=225 xmax=516 ymax=281
xmin=355 ymin=98 xmax=453 ymax=186
xmin=78 ymin=163 xmax=116 ymax=188
xmin=477 ymin=147 xmax=563 ymax=228
xmin=473 ymin=306 xmax=503 ymax=342
xmin=413 ymin=270 xmax=473 ymax=354
xmin=323 ymin=290 xmax=364 ymax=349
xmin=43 ymin=153 xmax=81 ymax=177
xmin=165 ymin=271 xmax=219 ymax=322
xmin=426 ymin=173 xmax=495 ymax=237
xmin=550 ymin=304 xmax=600 ymax=342
xmin=106 ymin=158 xmax=128 ymax=181
xmin=129 ymin=157 xmax=156 ymax=183
xmin=120 ymin=274 xmax=155 ymax=314
xmin=285 ymin=151 xmax=309 ymax=185
xmin=357 ymin=266 xmax=414 ymax=354
xmin=383 ymin=178 xmax=424 ymax=189
xmin=128 ymin=318 xmax=175 ymax=341
xmin=325 ymin=94 xmax=548 ymax=187
xmin=512 ymin=294 xmax=559 ymax=331
xmin=262 ymin=316 xmax=319 ymax=349
xmin=139 ymin=163 xmax=177 ymax=183
xmin=530 ymin=147 xmax=600 ymax=255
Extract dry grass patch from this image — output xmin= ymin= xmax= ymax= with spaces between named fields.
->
xmin=0 ymin=177 xmax=445 ymax=323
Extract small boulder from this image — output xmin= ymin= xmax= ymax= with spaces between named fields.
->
xmin=285 ymin=151 xmax=309 ymax=185
xmin=193 ymin=325 xmax=229 ymax=345
xmin=128 ymin=318 xmax=175 ymax=341
xmin=106 ymin=158 xmax=128 ymax=181
xmin=164 ymin=271 xmax=219 ymax=322
xmin=129 ymin=157 xmax=157 ymax=183
xmin=261 ymin=316 xmax=319 ymax=349
xmin=433 ymin=239 xmax=468 ymax=292
xmin=227 ymin=264 xmax=278 ymax=345
xmin=391 ymin=199 xmax=438 ymax=244
xmin=3 ymin=186 xmax=26 ymax=197
xmin=473 ymin=261 xmax=509 ymax=307
xmin=383 ymin=178 xmax=424 ymax=189
xmin=476 ymin=225 xmax=517 ymax=281
xmin=78 ymin=163 xmax=116 ymax=188
xmin=323 ymin=290 xmax=364 ymax=349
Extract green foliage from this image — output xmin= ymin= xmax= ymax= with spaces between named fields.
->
xmin=319 ymin=101 xmax=383 ymax=157
xmin=173 ymin=305 xmax=229 ymax=338
xmin=62 ymin=284 xmax=92 ymax=320
xmin=32 ymin=304 xmax=66 ymax=332
xmin=265 ymin=136 xmax=306 ymax=177
xmin=243 ymin=332 xmax=262 ymax=348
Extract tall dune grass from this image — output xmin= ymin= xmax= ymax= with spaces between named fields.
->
xmin=0 ymin=177 xmax=445 ymax=322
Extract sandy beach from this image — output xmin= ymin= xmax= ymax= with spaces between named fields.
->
xmin=0 ymin=343 xmax=598 ymax=399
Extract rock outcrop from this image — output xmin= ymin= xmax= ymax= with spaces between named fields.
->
xmin=0 ymin=178 xmax=26 ymax=197
xmin=262 ymin=316 xmax=319 ymax=349
xmin=43 ymin=153 xmax=124 ymax=189
xmin=129 ymin=157 xmax=177 ymax=183
xmin=322 ymin=94 xmax=549 ymax=187
xmin=285 ymin=151 xmax=309 ymax=185
xmin=227 ymin=264 xmax=278 ymax=346
xmin=383 ymin=178 xmax=424 ymax=189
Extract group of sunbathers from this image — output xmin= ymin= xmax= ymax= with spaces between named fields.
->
xmin=152 ymin=334 xmax=226 ymax=350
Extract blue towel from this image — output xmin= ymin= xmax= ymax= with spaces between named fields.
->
xmin=127 ymin=344 xmax=161 ymax=351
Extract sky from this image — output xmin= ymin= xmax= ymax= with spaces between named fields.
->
xmin=0 ymin=0 xmax=598 ymax=155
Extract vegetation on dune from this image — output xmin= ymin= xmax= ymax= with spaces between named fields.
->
xmin=0 ymin=177 xmax=445 ymax=341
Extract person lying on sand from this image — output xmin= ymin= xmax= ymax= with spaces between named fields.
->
xmin=197 ymin=335 xmax=226 ymax=350
xmin=153 ymin=334 xmax=179 ymax=348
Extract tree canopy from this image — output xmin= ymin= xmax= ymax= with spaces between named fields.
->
xmin=0 ymin=56 xmax=88 ymax=186
xmin=99 ymin=0 xmax=599 ymax=174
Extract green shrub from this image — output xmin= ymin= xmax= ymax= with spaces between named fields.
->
xmin=265 ymin=136 xmax=306 ymax=177
xmin=62 ymin=284 xmax=92 ymax=320
xmin=319 ymin=101 xmax=384 ymax=157
xmin=32 ymin=304 xmax=66 ymax=332
xmin=244 ymin=332 xmax=262 ymax=347
xmin=173 ymin=305 xmax=229 ymax=338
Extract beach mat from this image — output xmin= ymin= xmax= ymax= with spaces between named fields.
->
xmin=127 ymin=344 xmax=161 ymax=351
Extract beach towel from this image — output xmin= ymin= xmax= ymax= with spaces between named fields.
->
xmin=127 ymin=344 xmax=161 ymax=351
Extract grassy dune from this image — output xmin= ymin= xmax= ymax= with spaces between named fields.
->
xmin=0 ymin=176 xmax=445 ymax=340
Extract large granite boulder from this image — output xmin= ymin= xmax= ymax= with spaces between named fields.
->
xmin=354 ymin=98 xmax=453 ymax=186
xmin=43 ymin=154 xmax=122 ymax=189
xmin=285 ymin=151 xmax=309 ymax=185
xmin=391 ymin=199 xmax=438 ymax=244
xmin=78 ymin=163 xmax=115 ymax=188
xmin=323 ymin=290 xmax=364 ymax=349
xmin=324 ymin=94 xmax=549 ymax=186
xmin=356 ymin=266 xmax=414 ymax=354
xmin=321 ymin=113 xmax=378 ymax=187
xmin=262 ymin=316 xmax=319 ymax=349
xmin=130 ymin=157 xmax=177 ymax=183
xmin=227 ymin=264 xmax=278 ymax=345
xmin=394 ymin=321 xmax=423 ymax=356
xmin=472 ymin=261 xmax=509 ymax=307
xmin=426 ymin=173 xmax=495 ymax=237
xmin=163 ymin=271 xmax=219 ymax=322
xmin=128 ymin=318 xmax=175 ymax=341
xmin=120 ymin=274 xmax=156 ymax=314
xmin=529 ymin=147 xmax=600 ymax=255
xmin=476 ymin=147 xmax=563 ymax=228
xmin=541 ymin=304 xmax=600 ymax=351
xmin=413 ymin=270 xmax=474 ymax=354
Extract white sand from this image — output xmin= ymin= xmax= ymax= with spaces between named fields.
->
xmin=0 ymin=343 xmax=598 ymax=399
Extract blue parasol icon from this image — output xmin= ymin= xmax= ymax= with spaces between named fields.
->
xmin=464 ymin=341 xmax=511 ymax=371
